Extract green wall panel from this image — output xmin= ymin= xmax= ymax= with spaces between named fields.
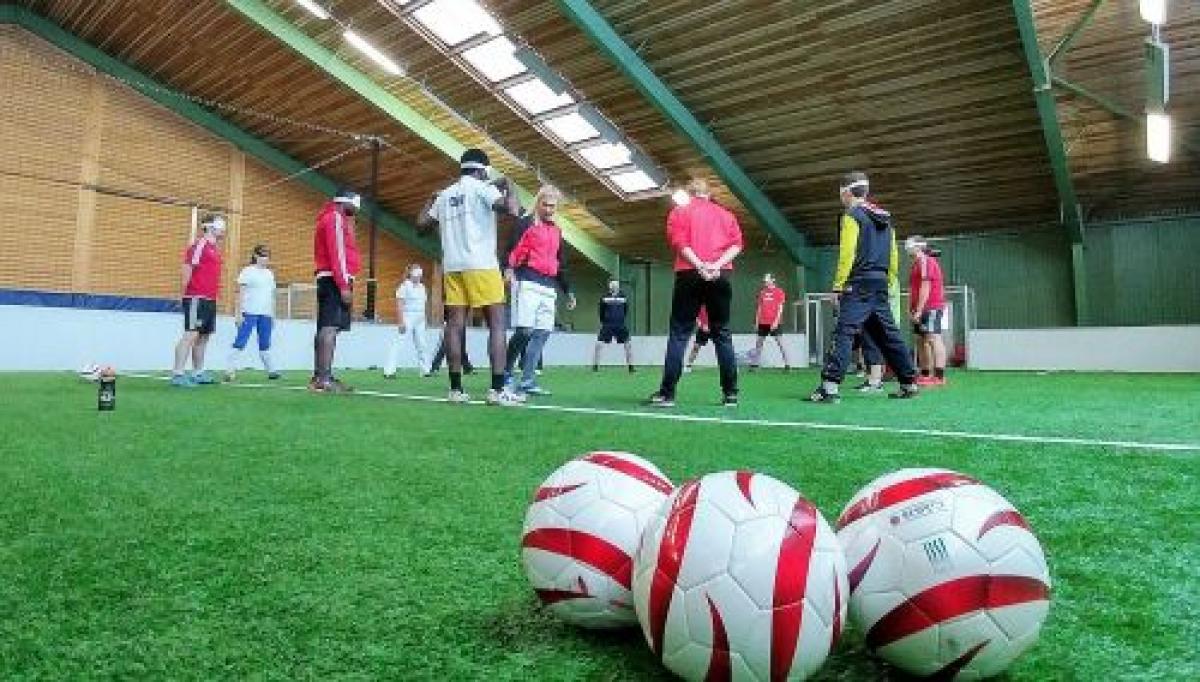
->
xmin=1085 ymin=216 xmax=1200 ymax=326
xmin=558 ymin=216 xmax=1200 ymax=334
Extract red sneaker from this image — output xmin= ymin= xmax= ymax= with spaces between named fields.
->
xmin=915 ymin=376 xmax=937 ymax=386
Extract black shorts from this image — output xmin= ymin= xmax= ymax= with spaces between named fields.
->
xmin=317 ymin=276 xmax=352 ymax=331
xmin=756 ymin=324 xmax=781 ymax=338
xmin=694 ymin=329 xmax=712 ymax=346
xmin=182 ymin=297 xmax=216 ymax=334
xmin=598 ymin=325 xmax=630 ymax=344
xmin=914 ymin=309 xmax=945 ymax=335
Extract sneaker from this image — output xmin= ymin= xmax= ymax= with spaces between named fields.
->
xmin=646 ymin=393 xmax=675 ymax=408
xmin=518 ymin=382 xmax=551 ymax=396
xmin=628 ymin=366 xmax=636 ymax=374
xmin=889 ymin=384 xmax=920 ymax=400
xmin=308 ymin=377 xmax=328 ymax=393
xmin=267 ymin=372 xmax=282 ymax=381
xmin=535 ymin=369 xmax=543 ymax=376
xmin=683 ymin=366 xmax=694 ymax=374
xmin=749 ymin=364 xmax=760 ymax=372
xmin=855 ymin=381 xmax=884 ymax=394
xmin=722 ymin=394 xmax=739 ymax=408
xmin=447 ymin=389 xmax=471 ymax=404
xmin=486 ymin=388 xmax=525 ymax=406
xmin=422 ymin=371 xmax=435 ymax=378
xmin=463 ymin=365 xmax=476 ymax=375
xmin=932 ymin=377 xmax=948 ymax=386
xmin=327 ymin=378 xmax=354 ymax=394
xmin=916 ymin=375 xmax=937 ymax=386
xmin=383 ymin=372 xmax=396 ymax=380
xmin=193 ymin=371 xmax=218 ymax=385
xmin=224 ymin=370 xmax=237 ymax=383
xmin=169 ymin=374 xmax=195 ymax=388
xmin=808 ymin=386 xmax=841 ymax=403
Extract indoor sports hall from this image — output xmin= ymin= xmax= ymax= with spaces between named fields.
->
xmin=1 ymin=1 xmax=1196 ymax=679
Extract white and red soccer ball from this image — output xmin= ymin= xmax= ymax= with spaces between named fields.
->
xmin=836 ymin=468 xmax=1051 ymax=680
xmin=632 ymin=471 xmax=848 ymax=681
xmin=520 ymin=451 xmax=674 ymax=628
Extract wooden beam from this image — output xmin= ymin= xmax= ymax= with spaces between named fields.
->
xmin=225 ymin=0 xmax=619 ymax=274
xmin=554 ymin=0 xmax=812 ymax=266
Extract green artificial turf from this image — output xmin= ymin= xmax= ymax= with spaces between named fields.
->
xmin=0 ymin=368 xmax=1197 ymax=680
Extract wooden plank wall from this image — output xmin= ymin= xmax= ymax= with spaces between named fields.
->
xmin=0 ymin=26 xmax=433 ymax=323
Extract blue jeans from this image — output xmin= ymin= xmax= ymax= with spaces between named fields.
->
xmin=233 ymin=314 xmax=273 ymax=351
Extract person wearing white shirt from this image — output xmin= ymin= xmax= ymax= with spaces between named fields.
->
xmin=417 ymin=147 xmax=521 ymax=406
xmin=384 ymin=264 xmax=430 ymax=377
xmin=226 ymin=245 xmax=279 ymax=381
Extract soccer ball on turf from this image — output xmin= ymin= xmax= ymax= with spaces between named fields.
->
xmin=836 ymin=468 xmax=1051 ymax=680
xmin=632 ymin=471 xmax=847 ymax=681
xmin=520 ymin=451 xmax=674 ymax=628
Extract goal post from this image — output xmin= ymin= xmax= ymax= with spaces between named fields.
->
xmin=802 ymin=285 xmax=975 ymax=369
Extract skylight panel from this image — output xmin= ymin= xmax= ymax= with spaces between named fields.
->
xmin=579 ymin=142 xmax=633 ymax=169
xmin=610 ymin=169 xmax=660 ymax=193
xmin=505 ymin=79 xmax=574 ymax=115
xmin=414 ymin=0 xmax=502 ymax=47
xmin=461 ymin=36 xmax=525 ymax=82
xmin=542 ymin=113 xmax=600 ymax=144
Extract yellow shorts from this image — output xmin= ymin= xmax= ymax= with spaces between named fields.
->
xmin=443 ymin=269 xmax=506 ymax=308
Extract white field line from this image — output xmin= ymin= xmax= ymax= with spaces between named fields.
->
xmin=125 ymin=374 xmax=1200 ymax=453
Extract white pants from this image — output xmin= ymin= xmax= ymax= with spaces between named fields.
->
xmin=511 ymin=280 xmax=557 ymax=331
xmin=385 ymin=317 xmax=429 ymax=375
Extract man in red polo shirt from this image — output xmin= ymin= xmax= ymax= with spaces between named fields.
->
xmin=906 ymin=236 xmax=948 ymax=385
xmin=311 ymin=189 xmax=362 ymax=393
xmin=750 ymin=273 xmax=793 ymax=370
xmin=648 ymin=177 xmax=743 ymax=408
xmin=171 ymin=214 xmax=225 ymax=387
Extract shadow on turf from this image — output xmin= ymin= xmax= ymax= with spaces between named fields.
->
xmin=471 ymin=598 xmax=1007 ymax=681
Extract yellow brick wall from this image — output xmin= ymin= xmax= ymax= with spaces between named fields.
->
xmin=0 ymin=26 xmax=430 ymax=323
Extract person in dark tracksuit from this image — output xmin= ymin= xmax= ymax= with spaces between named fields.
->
xmin=809 ymin=171 xmax=918 ymax=403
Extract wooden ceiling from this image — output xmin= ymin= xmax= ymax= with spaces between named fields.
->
xmin=12 ymin=0 xmax=1199 ymax=266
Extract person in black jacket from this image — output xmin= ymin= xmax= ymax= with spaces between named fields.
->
xmin=809 ymin=171 xmax=918 ymax=403
xmin=592 ymin=279 xmax=636 ymax=372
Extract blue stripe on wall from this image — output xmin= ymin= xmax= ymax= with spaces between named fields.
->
xmin=0 ymin=289 xmax=181 ymax=313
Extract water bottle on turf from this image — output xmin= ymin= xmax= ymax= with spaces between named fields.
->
xmin=97 ymin=367 xmax=116 ymax=411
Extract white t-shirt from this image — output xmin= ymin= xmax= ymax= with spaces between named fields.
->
xmin=237 ymin=265 xmax=276 ymax=317
xmin=428 ymin=176 xmax=503 ymax=273
xmin=395 ymin=280 xmax=427 ymax=317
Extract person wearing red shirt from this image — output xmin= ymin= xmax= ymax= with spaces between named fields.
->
xmin=649 ymin=177 xmax=744 ymax=408
xmin=684 ymin=306 xmax=710 ymax=372
xmin=750 ymin=273 xmax=793 ymax=370
xmin=906 ymin=236 xmax=948 ymax=386
xmin=171 ymin=214 xmax=225 ymax=387
xmin=503 ymin=185 xmax=576 ymax=396
xmin=311 ymin=189 xmax=362 ymax=393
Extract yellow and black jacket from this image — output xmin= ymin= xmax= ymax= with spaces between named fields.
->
xmin=832 ymin=202 xmax=899 ymax=292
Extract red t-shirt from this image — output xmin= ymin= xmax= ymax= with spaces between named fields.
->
xmin=507 ymin=219 xmax=563 ymax=277
xmin=756 ymin=284 xmax=786 ymax=326
xmin=697 ymin=307 xmax=709 ymax=330
xmin=666 ymin=197 xmax=744 ymax=272
xmin=182 ymin=238 xmax=221 ymax=300
xmin=909 ymin=254 xmax=946 ymax=312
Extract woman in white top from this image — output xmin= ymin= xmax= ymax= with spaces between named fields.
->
xmin=384 ymin=263 xmax=430 ymax=377
xmin=227 ymin=244 xmax=279 ymax=380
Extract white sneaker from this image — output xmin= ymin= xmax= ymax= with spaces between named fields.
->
xmin=447 ymin=389 xmax=471 ymax=404
xmin=683 ymin=366 xmax=694 ymax=374
xmin=225 ymin=370 xmax=237 ymax=382
xmin=487 ymin=388 xmax=525 ymax=406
